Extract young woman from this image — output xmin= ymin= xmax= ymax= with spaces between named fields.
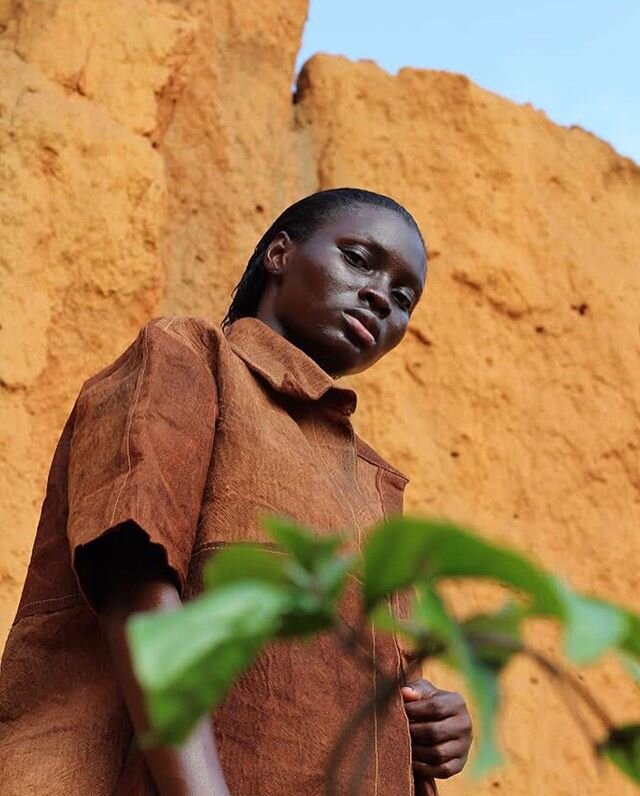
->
xmin=0 ymin=188 xmax=472 ymax=795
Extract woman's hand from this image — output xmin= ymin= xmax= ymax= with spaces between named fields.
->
xmin=401 ymin=679 xmax=472 ymax=781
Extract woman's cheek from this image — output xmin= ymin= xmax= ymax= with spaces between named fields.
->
xmin=386 ymin=318 xmax=408 ymax=348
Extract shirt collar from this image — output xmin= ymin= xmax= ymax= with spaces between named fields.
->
xmin=223 ymin=317 xmax=358 ymax=416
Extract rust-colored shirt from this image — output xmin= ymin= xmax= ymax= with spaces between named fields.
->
xmin=0 ymin=316 xmax=434 ymax=795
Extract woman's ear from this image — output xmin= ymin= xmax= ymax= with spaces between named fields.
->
xmin=263 ymin=231 xmax=293 ymax=278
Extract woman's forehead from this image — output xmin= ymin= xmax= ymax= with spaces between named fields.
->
xmin=323 ymin=202 xmax=410 ymax=231
xmin=320 ymin=204 xmax=426 ymax=273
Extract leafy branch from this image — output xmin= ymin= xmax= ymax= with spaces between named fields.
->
xmin=127 ymin=515 xmax=640 ymax=789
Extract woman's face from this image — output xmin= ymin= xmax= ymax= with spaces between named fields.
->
xmin=256 ymin=204 xmax=427 ymax=377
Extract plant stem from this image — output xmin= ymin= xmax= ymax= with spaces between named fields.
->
xmin=465 ymin=628 xmax=614 ymax=763
xmin=522 ymin=645 xmax=615 ymax=731
xmin=465 ymin=630 xmax=614 ymax=730
xmin=332 ymin=616 xmax=386 ymax=679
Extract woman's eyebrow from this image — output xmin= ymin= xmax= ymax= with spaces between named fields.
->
xmin=342 ymin=233 xmax=386 ymax=255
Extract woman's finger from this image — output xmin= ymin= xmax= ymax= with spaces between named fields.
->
xmin=404 ymin=690 xmax=466 ymax=722
xmin=411 ymin=739 xmax=468 ymax=766
xmin=412 ymin=756 xmax=467 ymax=780
xmin=408 ymin=714 xmax=471 ymax=746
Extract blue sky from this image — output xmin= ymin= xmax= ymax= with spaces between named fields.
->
xmin=295 ymin=1 xmax=639 ymax=164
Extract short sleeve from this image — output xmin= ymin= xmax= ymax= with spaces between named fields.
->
xmin=67 ymin=318 xmax=217 ymax=607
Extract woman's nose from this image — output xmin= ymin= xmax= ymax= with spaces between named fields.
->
xmin=358 ymin=283 xmax=391 ymax=318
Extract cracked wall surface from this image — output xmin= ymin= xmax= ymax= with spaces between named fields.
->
xmin=0 ymin=0 xmax=196 ymax=600
xmin=1 ymin=3 xmax=639 ymax=794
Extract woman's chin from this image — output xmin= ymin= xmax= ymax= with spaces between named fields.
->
xmin=323 ymin=334 xmax=377 ymax=377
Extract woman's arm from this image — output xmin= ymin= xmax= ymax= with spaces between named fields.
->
xmin=93 ymin=529 xmax=230 ymax=795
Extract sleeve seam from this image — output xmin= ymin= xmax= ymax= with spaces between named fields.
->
xmin=157 ymin=316 xmax=218 ymax=370
xmin=108 ymin=325 xmax=150 ymax=527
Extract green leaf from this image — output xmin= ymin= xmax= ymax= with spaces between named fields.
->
xmin=414 ymin=584 xmax=462 ymax=654
xmin=127 ymin=582 xmax=288 ymax=745
xmin=363 ymin=518 xmax=634 ymax=665
xmin=370 ymin=599 xmax=442 ymax=659
xmin=619 ymin=651 xmax=640 ymax=683
xmin=599 ymin=724 xmax=640 ymax=784
xmin=462 ymin=602 xmax=524 ymax=671
xmin=415 ymin=585 xmax=503 ymax=777
xmin=203 ymin=544 xmax=287 ymax=590
xmin=371 ymin=601 xmax=411 ymax=635
xmin=201 ymin=538 xmax=353 ymax=639
xmin=316 ymin=553 xmax=357 ymax=601
xmin=276 ymin=608 xmax=333 ymax=637
xmin=465 ymin=662 xmax=503 ymax=778
xmin=276 ymin=557 xmax=355 ymax=638
xmin=363 ymin=521 xmax=430 ymax=609
xmin=621 ymin=612 xmax=640 ymax=659
xmin=553 ymin=580 xmax=629 ymax=664
xmin=363 ymin=517 xmax=562 ymax=615
xmin=262 ymin=515 xmax=343 ymax=570
xmin=276 ymin=583 xmax=338 ymax=637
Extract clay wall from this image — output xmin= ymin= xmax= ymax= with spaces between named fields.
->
xmin=2 ymin=2 xmax=639 ymax=793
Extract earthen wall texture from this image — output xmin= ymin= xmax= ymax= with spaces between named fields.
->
xmin=1 ymin=2 xmax=639 ymax=793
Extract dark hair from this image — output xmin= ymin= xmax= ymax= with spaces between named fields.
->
xmin=221 ymin=187 xmax=426 ymax=328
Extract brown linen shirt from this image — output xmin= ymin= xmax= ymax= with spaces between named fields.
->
xmin=0 ymin=316 xmax=436 ymax=795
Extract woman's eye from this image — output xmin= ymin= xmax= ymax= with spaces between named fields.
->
xmin=342 ymin=248 xmax=369 ymax=269
xmin=394 ymin=291 xmax=413 ymax=311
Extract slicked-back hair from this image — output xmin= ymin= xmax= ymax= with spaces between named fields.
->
xmin=221 ymin=187 xmax=426 ymax=329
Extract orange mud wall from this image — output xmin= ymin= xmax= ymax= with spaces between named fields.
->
xmin=1 ymin=2 xmax=639 ymax=793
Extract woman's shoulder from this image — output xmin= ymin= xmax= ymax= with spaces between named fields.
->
xmin=139 ymin=315 xmax=230 ymax=364
xmin=78 ymin=316 xmax=227 ymax=399
xmin=143 ymin=314 xmax=223 ymax=343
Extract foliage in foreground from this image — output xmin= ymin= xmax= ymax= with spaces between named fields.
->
xmin=128 ymin=516 xmax=640 ymax=790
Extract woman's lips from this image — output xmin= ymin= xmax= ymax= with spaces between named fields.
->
xmin=343 ymin=311 xmax=376 ymax=347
